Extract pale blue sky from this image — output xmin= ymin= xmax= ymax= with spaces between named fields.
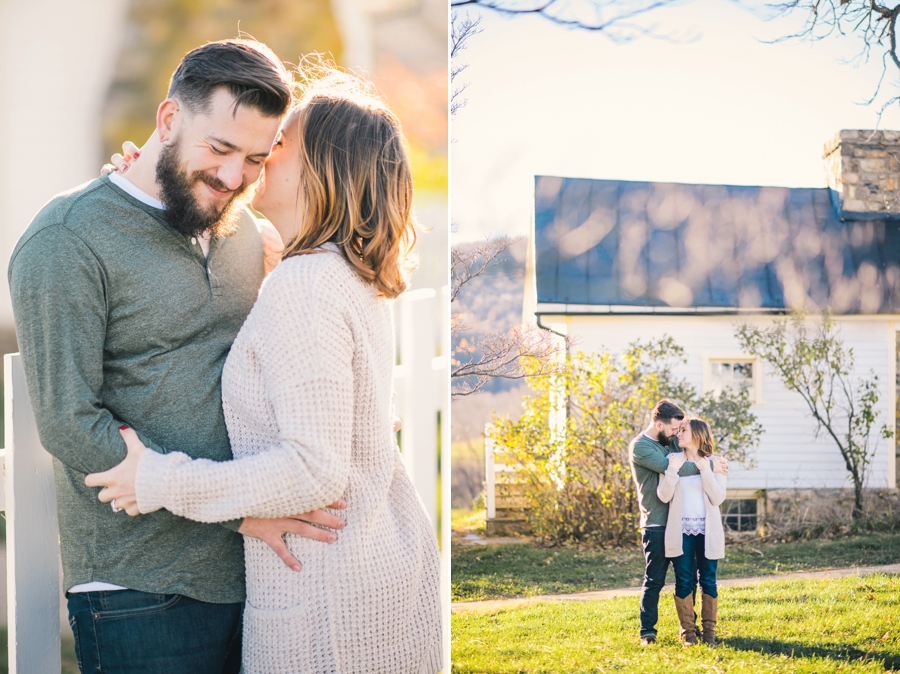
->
xmin=450 ymin=0 xmax=900 ymax=243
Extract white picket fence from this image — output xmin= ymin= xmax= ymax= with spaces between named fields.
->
xmin=3 ymin=353 xmax=60 ymax=673
xmin=0 ymin=285 xmax=450 ymax=673
xmin=394 ymin=286 xmax=451 ymax=672
xmin=482 ymin=429 xmax=530 ymax=535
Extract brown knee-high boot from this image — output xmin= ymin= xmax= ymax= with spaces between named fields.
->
xmin=700 ymin=592 xmax=718 ymax=646
xmin=673 ymin=595 xmax=698 ymax=645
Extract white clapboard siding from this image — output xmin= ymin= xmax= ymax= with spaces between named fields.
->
xmin=0 ymin=285 xmax=450 ymax=672
xmin=561 ymin=314 xmax=896 ymax=490
xmin=4 ymin=353 xmax=61 ymax=674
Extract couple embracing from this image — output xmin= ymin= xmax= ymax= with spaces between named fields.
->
xmin=9 ymin=39 xmax=441 ymax=673
xmin=629 ymin=399 xmax=730 ymax=647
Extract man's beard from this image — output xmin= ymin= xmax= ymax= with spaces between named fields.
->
xmin=156 ymin=138 xmax=249 ymax=238
xmin=658 ymin=431 xmax=676 ymax=448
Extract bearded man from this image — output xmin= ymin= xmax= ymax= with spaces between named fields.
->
xmin=628 ymin=398 xmax=728 ymax=646
xmin=9 ymin=40 xmax=342 ymax=674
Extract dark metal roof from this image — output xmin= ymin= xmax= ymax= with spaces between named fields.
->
xmin=534 ymin=176 xmax=900 ymax=314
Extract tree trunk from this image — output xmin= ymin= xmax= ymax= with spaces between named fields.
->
xmin=851 ymin=475 xmax=865 ymax=522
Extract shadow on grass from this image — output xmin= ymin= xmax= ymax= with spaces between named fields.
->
xmin=724 ymin=636 xmax=900 ymax=670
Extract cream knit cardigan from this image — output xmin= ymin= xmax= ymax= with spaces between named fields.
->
xmin=657 ymin=454 xmax=728 ymax=560
xmin=134 ymin=247 xmax=442 ymax=674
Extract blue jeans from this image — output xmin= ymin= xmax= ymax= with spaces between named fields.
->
xmin=639 ymin=527 xmax=669 ymax=638
xmin=671 ymin=532 xmax=718 ymax=599
xmin=67 ymin=589 xmax=242 ymax=674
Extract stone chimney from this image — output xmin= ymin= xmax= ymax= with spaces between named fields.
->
xmin=823 ymin=130 xmax=900 ymax=220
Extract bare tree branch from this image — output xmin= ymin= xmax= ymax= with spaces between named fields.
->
xmin=771 ymin=0 xmax=900 ymax=111
xmin=450 ymin=0 xmax=687 ymax=39
xmin=451 ymin=11 xmax=483 ymax=117
xmin=452 ymin=237 xmax=569 ymax=398
xmin=452 ymin=325 xmax=568 ymax=396
xmin=450 ymin=0 xmax=696 ymax=121
xmin=451 ymin=235 xmax=519 ymax=302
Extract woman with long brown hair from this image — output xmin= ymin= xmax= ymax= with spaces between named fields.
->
xmin=86 ymin=68 xmax=441 ymax=673
xmin=658 ymin=417 xmax=727 ymax=647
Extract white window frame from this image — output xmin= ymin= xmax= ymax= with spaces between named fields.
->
xmin=701 ymin=353 xmax=763 ymax=406
xmin=722 ymin=489 xmax=765 ymax=535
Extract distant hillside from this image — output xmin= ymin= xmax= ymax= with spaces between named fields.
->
xmin=452 ymin=237 xmax=528 ymax=391
xmin=451 ymin=238 xmax=530 ymax=506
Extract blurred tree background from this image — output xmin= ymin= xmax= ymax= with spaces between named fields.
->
xmin=102 ymin=0 xmax=447 ymax=195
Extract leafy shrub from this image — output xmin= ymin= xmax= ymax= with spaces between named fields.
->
xmin=488 ymin=337 xmax=761 ymax=546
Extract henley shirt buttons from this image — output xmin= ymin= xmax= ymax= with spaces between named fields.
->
xmin=191 ymin=237 xmax=197 ymax=245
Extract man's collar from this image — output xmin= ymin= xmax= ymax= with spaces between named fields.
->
xmin=108 ymin=171 xmax=165 ymax=210
xmin=642 ymin=432 xmax=664 ymax=446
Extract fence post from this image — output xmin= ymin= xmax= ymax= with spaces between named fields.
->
xmin=438 ymin=285 xmax=450 ymax=671
xmin=392 ymin=287 xmax=448 ymax=671
xmin=394 ymin=288 xmax=439 ymax=530
xmin=484 ymin=427 xmax=496 ymax=520
xmin=4 ymin=353 xmax=61 ymax=673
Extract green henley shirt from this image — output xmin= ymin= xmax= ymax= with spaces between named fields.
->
xmin=8 ymin=175 xmax=265 ymax=603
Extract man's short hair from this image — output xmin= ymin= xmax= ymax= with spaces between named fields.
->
xmin=652 ymin=399 xmax=684 ymax=424
xmin=167 ymin=39 xmax=293 ymax=118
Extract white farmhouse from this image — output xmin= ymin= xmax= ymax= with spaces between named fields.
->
xmin=522 ymin=130 xmax=900 ymax=532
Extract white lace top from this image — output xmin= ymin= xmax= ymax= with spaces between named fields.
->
xmin=680 ymin=474 xmax=706 ymax=535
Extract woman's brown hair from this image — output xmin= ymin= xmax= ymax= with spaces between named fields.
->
xmin=688 ymin=418 xmax=716 ymax=458
xmin=281 ymin=63 xmax=417 ymax=299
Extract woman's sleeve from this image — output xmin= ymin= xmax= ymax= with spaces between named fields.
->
xmin=701 ymin=468 xmax=728 ymax=508
xmin=135 ymin=261 xmax=355 ymax=522
xmin=656 ymin=465 xmax=679 ymax=503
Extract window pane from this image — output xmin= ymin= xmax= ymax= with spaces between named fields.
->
xmin=733 ymin=362 xmax=753 ymax=379
xmin=710 ymin=360 xmax=755 ymax=398
xmin=721 ymin=499 xmax=757 ymax=532
xmin=721 ymin=500 xmax=740 ymax=515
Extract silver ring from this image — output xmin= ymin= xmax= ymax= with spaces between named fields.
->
xmin=111 ymin=499 xmax=121 ymax=513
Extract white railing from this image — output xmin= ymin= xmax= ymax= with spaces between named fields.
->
xmin=483 ymin=425 xmax=531 ymax=535
xmin=0 ymin=284 xmax=450 ymax=673
xmin=485 ymin=433 xmax=496 ymax=520
xmin=392 ymin=285 xmax=450 ymax=671
xmin=484 ymin=424 xmax=519 ymax=521
xmin=3 ymin=353 xmax=61 ymax=673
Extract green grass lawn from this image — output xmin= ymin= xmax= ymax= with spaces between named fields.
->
xmin=452 ymin=574 xmax=900 ymax=672
xmin=452 ymin=531 xmax=900 ymax=602
xmin=452 ymin=508 xmax=486 ymax=534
